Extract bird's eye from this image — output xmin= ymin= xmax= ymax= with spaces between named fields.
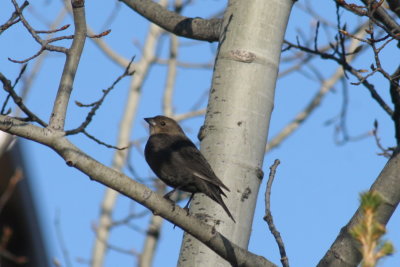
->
xmin=160 ymin=121 xmax=166 ymax=126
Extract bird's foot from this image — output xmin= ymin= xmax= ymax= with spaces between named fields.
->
xmin=171 ymin=203 xmax=176 ymax=212
xmin=163 ymin=194 xmax=174 ymax=202
xmin=163 ymin=194 xmax=176 ymax=208
xmin=163 ymin=189 xmax=176 ymax=200
xmin=183 ymin=206 xmax=190 ymax=216
xmin=163 ymin=194 xmax=173 ymax=201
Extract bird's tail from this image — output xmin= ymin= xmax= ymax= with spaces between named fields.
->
xmin=209 ymin=188 xmax=236 ymax=223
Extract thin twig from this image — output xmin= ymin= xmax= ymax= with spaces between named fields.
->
xmin=35 ymin=24 xmax=70 ymax=34
xmin=372 ymin=120 xmax=393 ymax=158
xmin=267 ymin=25 xmax=367 ymax=151
xmin=0 ymin=71 xmax=47 ymax=126
xmin=0 ymin=0 xmax=29 ymax=34
xmin=83 ymin=130 xmax=126 ymax=150
xmin=264 ymin=159 xmax=288 ymax=267
xmin=66 ymin=56 xmax=135 ymax=135
xmin=1 ymin=64 xmax=27 ymax=114
xmin=336 ymin=3 xmax=349 ymax=79
xmin=87 ymin=29 xmax=112 ymax=39
xmin=48 ymin=0 xmax=87 ymax=130
xmin=284 ymin=39 xmax=393 ymax=117
xmin=110 ymin=210 xmax=150 ymax=227
xmin=10 ymin=0 xmax=68 ymax=55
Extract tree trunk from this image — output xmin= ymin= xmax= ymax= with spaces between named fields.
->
xmin=177 ymin=0 xmax=294 ymax=266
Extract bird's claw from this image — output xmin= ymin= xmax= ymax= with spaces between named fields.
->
xmin=163 ymin=194 xmax=171 ymax=200
xmin=183 ymin=206 xmax=190 ymax=216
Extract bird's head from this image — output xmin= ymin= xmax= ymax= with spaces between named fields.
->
xmin=144 ymin=115 xmax=185 ymax=135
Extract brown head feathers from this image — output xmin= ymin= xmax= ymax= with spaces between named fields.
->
xmin=144 ymin=115 xmax=185 ymax=135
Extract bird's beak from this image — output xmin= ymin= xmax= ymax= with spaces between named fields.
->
xmin=144 ymin=117 xmax=155 ymax=126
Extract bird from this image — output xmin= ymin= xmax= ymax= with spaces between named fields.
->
xmin=144 ymin=115 xmax=235 ymax=222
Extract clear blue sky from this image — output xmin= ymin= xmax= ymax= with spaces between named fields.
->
xmin=1 ymin=0 xmax=398 ymax=266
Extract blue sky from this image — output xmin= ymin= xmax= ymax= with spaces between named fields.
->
xmin=1 ymin=0 xmax=399 ymax=266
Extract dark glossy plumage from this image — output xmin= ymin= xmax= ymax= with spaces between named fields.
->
xmin=144 ymin=115 xmax=235 ymax=222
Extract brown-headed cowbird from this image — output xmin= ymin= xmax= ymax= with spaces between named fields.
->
xmin=144 ymin=115 xmax=235 ymax=222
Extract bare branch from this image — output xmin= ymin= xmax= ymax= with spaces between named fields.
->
xmin=66 ymin=56 xmax=135 ymax=135
xmin=0 ymin=70 xmax=48 ymax=127
xmin=267 ymin=25 xmax=367 ymax=151
xmin=337 ymin=0 xmax=400 ymax=38
xmin=1 ymin=64 xmax=27 ymax=114
xmin=10 ymin=0 xmax=68 ymax=55
xmin=361 ymin=0 xmax=400 ymax=37
xmin=18 ymin=7 xmax=69 ymax=101
xmin=121 ymin=0 xmax=221 ymax=42
xmin=372 ymin=120 xmax=393 ymax=158
xmin=284 ymin=39 xmax=393 ymax=117
xmin=35 ymin=24 xmax=71 ymax=34
xmin=62 ymin=0 xmax=129 ymax=68
xmin=49 ymin=0 xmax=87 ymax=130
xmin=87 ymin=29 xmax=112 ymax=39
xmin=82 ymin=130 xmax=126 ymax=150
xmin=264 ymin=160 xmax=288 ymax=267
xmin=0 ymin=1 xmax=28 ymax=34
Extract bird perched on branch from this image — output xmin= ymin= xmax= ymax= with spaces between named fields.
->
xmin=144 ymin=115 xmax=235 ymax=222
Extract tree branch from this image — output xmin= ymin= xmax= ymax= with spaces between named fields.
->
xmin=267 ymin=25 xmax=367 ymax=151
xmin=66 ymin=56 xmax=135 ymax=135
xmin=10 ymin=0 xmax=67 ymax=55
xmin=0 ymin=0 xmax=28 ymax=34
xmin=284 ymin=39 xmax=393 ymax=117
xmin=120 ymin=0 xmax=221 ymax=42
xmin=264 ymin=160 xmax=289 ymax=267
xmin=361 ymin=0 xmax=400 ymax=36
xmin=0 ymin=71 xmax=48 ymax=127
xmin=49 ymin=0 xmax=87 ymax=130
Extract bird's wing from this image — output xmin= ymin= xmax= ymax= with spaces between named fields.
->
xmin=171 ymin=137 xmax=230 ymax=192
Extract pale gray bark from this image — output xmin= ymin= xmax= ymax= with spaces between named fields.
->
xmin=121 ymin=0 xmax=221 ymax=42
xmin=49 ymin=0 xmax=86 ymax=130
xmin=177 ymin=0 xmax=294 ymax=266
